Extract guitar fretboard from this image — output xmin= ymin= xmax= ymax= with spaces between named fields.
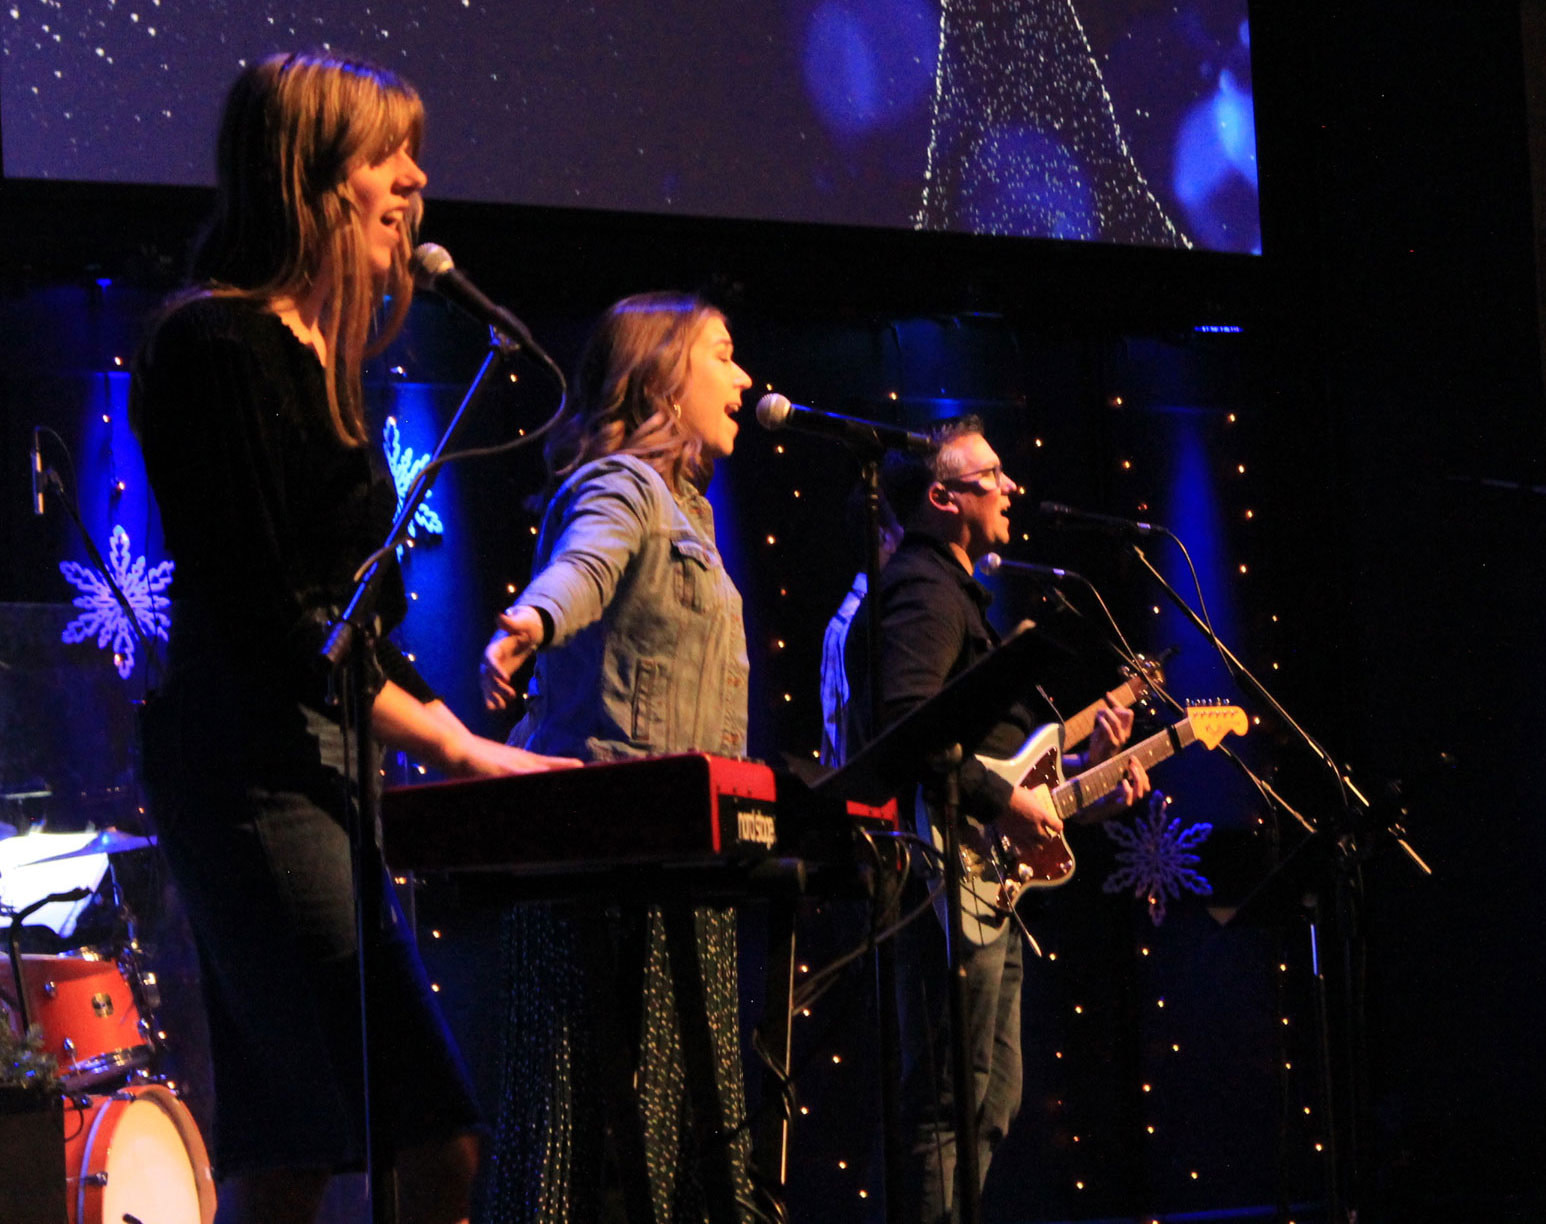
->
xmin=1052 ymin=717 xmax=1198 ymax=821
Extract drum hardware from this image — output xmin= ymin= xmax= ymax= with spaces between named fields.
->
xmin=3 ymin=831 xmax=214 ymax=1219
xmin=13 ymin=953 xmax=155 ymax=1087
xmin=28 ymin=830 xmax=157 ymax=865
xmin=63 ymin=1082 xmax=216 ymax=1224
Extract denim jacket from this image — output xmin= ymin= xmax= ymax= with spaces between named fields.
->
xmin=511 ymin=453 xmax=750 ymax=762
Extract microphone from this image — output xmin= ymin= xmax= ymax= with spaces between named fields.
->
xmin=1038 ymin=501 xmax=1159 ymax=538
xmin=755 ymin=393 xmax=933 ymax=456
xmin=411 ymin=243 xmax=534 ymax=348
xmin=30 ymin=427 xmax=46 ymax=516
xmin=978 ymin=553 xmax=1082 ymax=583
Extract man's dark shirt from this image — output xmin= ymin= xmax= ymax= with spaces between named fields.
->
xmin=844 ymin=531 xmax=1041 ymax=825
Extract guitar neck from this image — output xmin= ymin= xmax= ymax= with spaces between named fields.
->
xmin=1052 ymin=716 xmax=1199 ymax=821
xmin=1061 ymin=676 xmax=1144 ymax=749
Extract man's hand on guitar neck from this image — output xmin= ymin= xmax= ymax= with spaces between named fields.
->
xmin=1082 ymin=701 xmax=1151 ymax=821
xmin=1064 ymin=700 xmax=1136 ymax=774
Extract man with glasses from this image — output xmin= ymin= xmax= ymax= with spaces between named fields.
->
xmin=844 ymin=416 xmax=1146 ymax=1223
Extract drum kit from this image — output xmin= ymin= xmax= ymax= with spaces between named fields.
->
xmin=1 ymin=826 xmax=217 ymax=1224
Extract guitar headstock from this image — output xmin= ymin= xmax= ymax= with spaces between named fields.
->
xmin=1119 ymin=649 xmax=1173 ymax=709
xmin=1185 ymin=702 xmax=1249 ymax=748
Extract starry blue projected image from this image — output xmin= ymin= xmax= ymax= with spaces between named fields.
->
xmin=2 ymin=0 xmax=1257 ymax=252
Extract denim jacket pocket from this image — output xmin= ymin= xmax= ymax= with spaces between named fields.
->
xmin=670 ymin=534 xmax=715 ymax=612
xmin=630 ymin=655 xmax=669 ymax=746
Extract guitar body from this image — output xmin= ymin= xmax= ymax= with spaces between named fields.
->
xmin=915 ymin=722 xmax=1075 ymax=947
xmin=917 ymin=702 xmax=1247 ymax=948
xmin=976 ymin=728 xmax=1077 ymax=889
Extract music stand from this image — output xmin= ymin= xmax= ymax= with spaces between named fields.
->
xmin=812 ymin=619 xmax=1054 ymax=808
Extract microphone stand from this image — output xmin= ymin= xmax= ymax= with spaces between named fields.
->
xmin=1128 ymin=541 xmax=1431 ymax=1224
xmin=853 ymin=452 xmax=980 ymax=1224
xmin=321 ymin=336 xmax=527 ymax=1224
xmin=856 ymin=455 xmax=909 ymax=1224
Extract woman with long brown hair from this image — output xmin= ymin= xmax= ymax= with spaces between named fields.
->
xmin=479 ymin=293 xmax=757 ymax=1222
xmin=133 ymin=52 xmax=573 ymax=1224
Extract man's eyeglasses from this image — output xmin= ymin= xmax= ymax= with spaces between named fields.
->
xmin=940 ymin=463 xmax=1010 ymax=491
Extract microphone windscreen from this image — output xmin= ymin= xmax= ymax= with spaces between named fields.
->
xmin=978 ymin=552 xmax=1003 ymax=575
xmin=410 ymin=242 xmax=455 ymax=288
xmin=755 ymin=392 xmax=792 ymax=429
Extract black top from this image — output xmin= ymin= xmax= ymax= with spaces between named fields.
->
xmin=133 ymin=295 xmax=432 ymax=716
xmin=845 ymin=531 xmax=1040 ymax=823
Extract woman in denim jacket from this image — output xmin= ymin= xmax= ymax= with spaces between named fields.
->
xmin=479 ymin=293 xmax=756 ymax=1223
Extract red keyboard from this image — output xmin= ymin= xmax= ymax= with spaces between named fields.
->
xmin=380 ymin=753 xmax=898 ymax=881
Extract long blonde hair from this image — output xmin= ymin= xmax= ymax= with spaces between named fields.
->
xmin=544 ymin=293 xmax=725 ymax=493
xmin=187 ymin=51 xmax=425 ymax=444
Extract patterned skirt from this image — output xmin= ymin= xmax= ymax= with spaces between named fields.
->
xmin=483 ymin=901 xmax=753 ymax=1224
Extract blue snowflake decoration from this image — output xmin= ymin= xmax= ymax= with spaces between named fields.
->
xmin=59 ymin=525 xmax=173 ymax=679
xmin=1102 ymin=792 xmax=1213 ymax=926
xmin=383 ymin=417 xmax=443 ymax=554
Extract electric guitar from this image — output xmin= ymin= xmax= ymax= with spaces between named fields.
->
xmin=920 ymin=703 xmax=1247 ymax=945
xmin=1059 ymin=655 xmax=1167 ymax=751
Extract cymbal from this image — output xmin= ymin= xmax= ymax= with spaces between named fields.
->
xmin=26 ymin=829 xmax=157 ymax=864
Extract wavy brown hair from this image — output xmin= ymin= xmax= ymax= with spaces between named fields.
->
xmin=184 ymin=51 xmax=425 ymax=444
xmin=543 ymin=293 xmax=725 ymax=493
